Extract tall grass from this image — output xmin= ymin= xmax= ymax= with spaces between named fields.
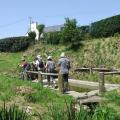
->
xmin=0 ymin=103 xmax=30 ymax=120
xmin=38 ymin=100 xmax=120 ymax=120
xmin=105 ymin=90 xmax=120 ymax=105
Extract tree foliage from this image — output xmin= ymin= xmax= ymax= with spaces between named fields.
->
xmin=28 ymin=31 xmax=36 ymax=39
xmin=90 ymin=15 xmax=120 ymax=38
xmin=0 ymin=37 xmax=31 ymax=52
xmin=78 ymin=25 xmax=91 ymax=40
xmin=37 ymin=24 xmax=45 ymax=40
xmin=28 ymin=31 xmax=36 ymax=44
xmin=43 ymin=31 xmax=61 ymax=44
xmin=60 ymin=18 xmax=82 ymax=49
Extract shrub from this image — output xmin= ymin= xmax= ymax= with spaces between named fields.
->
xmin=0 ymin=36 xmax=32 ymax=52
xmin=43 ymin=31 xmax=61 ymax=44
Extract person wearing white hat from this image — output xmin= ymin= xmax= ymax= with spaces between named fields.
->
xmin=35 ymin=55 xmax=44 ymax=71
xmin=46 ymin=56 xmax=55 ymax=86
xmin=47 ymin=55 xmax=52 ymax=60
xmin=58 ymin=52 xmax=70 ymax=93
xmin=37 ymin=55 xmax=42 ymax=61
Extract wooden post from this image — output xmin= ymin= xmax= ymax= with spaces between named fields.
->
xmin=58 ymin=74 xmax=64 ymax=94
xmin=99 ymin=72 xmax=105 ymax=94
xmin=90 ymin=67 xmax=93 ymax=74
xmin=38 ymin=72 xmax=43 ymax=86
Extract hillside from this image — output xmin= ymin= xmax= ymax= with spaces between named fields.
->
xmin=1 ymin=36 xmax=120 ymax=83
xmin=25 ymin=36 xmax=120 ymax=67
xmin=22 ymin=35 xmax=120 ymax=83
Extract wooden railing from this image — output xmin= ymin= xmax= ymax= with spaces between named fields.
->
xmin=24 ymin=68 xmax=120 ymax=94
xmin=75 ymin=67 xmax=119 ymax=94
xmin=26 ymin=71 xmax=58 ymax=86
xmin=75 ymin=67 xmax=116 ymax=73
xmin=99 ymin=71 xmax=120 ymax=94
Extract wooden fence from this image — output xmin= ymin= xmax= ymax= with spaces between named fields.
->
xmin=26 ymin=71 xmax=58 ymax=86
xmin=25 ymin=71 xmax=67 ymax=93
xmin=99 ymin=71 xmax=120 ymax=94
xmin=75 ymin=67 xmax=116 ymax=73
xmin=75 ymin=67 xmax=119 ymax=94
xmin=23 ymin=68 xmax=119 ymax=94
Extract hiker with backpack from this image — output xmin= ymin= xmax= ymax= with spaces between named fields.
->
xmin=36 ymin=55 xmax=45 ymax=72
xmin=45 ymin=56 xmax=56 ymax=87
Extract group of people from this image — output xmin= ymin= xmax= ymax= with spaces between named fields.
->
xmin=19 ymin=52 xmax=70 ymax=92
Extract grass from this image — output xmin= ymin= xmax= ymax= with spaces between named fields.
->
xmin=0 ymin=53 xmax=22 ymax=74
xmin=38 ymin=101 xmax=120 ymax=120
xmin=0 ymin=74 xmax=72 ymax=104
xmin=105 ymin=90 xmax=120 ymax=106
xmin=0 ymin=74 xmax=73 ymax=119
xmin=0 ymin=103 xmax=30 ymax=120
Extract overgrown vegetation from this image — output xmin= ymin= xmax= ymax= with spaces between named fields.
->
xmin=38 ymin=101 xmax=120 ymax=120
xmin=43 ymin=31 xmax=61 ymax=44
xmin=0 ymin=103 xmax=30 ymax=120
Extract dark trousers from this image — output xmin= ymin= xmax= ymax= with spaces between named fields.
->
xmin=47 ymin=70 xmax=55 ymax=86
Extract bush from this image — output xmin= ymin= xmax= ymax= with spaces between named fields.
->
xmin=43 ymin=31 xmax=61 ymax=44
xmin=0 ymin=36 xmax=32 ymax=52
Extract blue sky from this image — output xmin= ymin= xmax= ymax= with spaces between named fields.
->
xmin=0 ymin=0 xmax=120 ymax=38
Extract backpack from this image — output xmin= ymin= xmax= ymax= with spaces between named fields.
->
xmin=39 ymin=60 xmax=44 ymax=68
xmin=25 ymin=63 xmax=31 ymax=70
xmin=47 ymin=61 xmax=55 ymax=72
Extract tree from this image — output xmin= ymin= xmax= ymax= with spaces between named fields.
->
xmin=43 ymin=32 xmax=61 ymax=44
xmin=61 ymin=18 xmax=82 ymax=50
xmin=28 ymin=31 xmax=36 ymax=44
xmin=37 ymin=24 xmax=45 ymax=40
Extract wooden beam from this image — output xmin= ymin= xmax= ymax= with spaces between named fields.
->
xmin=26 ymin=71 xmax=38 ymax=74
xmin=101 ymin=71 xmax=120 ymax=75
xmin=75 ymin=68 xmax=90 ymax=72
xmin=26 ymin=71 xmax=58 ymax=76
xmin=40 ymin=72 xmax=58 ymax=76
xmin=92 ymin=68 xmax=113 ymax=72
xmin=75 ymin=67 xmax=115 ymax=73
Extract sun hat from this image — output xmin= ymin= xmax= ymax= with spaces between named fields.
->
xmin=47 ymin=56 xmax=52 ymax=60
xmin=37 ymin=55 xmax=41 ymax=58
xmin=37 ymin=55 xmax=42 ymax=60
xmin=60 ymin=52 xmax=65 ymax=57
